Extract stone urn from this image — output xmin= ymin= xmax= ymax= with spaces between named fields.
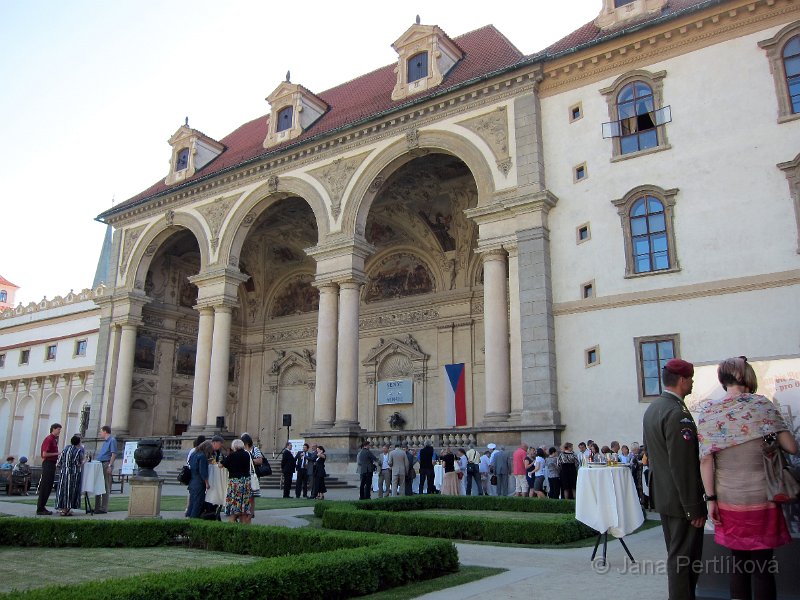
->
xmin=133 ymin=439 xmax=163 ymax=478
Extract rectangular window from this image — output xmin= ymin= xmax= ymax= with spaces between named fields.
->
xmin=45 ymin=345 xmax=57 ymax=361
xmin=0 ymin=353 xmax=5 ymax=368
xmin=19 ymin=349 xmax=30 ymax=365
xmin=635 ymin=335 xmax=678 ymax=401
xmin=576 ymin=223 xmax=591 ymax=244
xmin=585 ymin=346 xmax=600 ymax=367
xmin=75 ymin=339 xmax=87 ymax=357
xmin=574 ymin=163 xmax=588 ymax=182
xmin=581 ymin=281 xmax=594 ymax=299
xmin=569 ymin=102 xmax=583 ymax=122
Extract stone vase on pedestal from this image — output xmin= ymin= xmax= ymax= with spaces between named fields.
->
xmin=128 ymin=439 xmax=165 ymax=519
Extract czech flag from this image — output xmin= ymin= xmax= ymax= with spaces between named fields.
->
xmin=444 ymin=363 xmax=467 ymax=427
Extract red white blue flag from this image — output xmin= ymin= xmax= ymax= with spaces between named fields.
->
xmin=444 ymin=363 xmax=466 ymax=427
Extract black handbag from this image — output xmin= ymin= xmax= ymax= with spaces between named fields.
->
xmin=178 ymin=465 xmax=192 ymax=485
xmin=255 ymin=458 xmax=272 ymax=477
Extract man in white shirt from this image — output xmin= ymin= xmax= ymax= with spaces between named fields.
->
xmin=479 ymin=450 xmax=491 ymax=495
xmin=378 ymin=444 xmax=392 ymax=497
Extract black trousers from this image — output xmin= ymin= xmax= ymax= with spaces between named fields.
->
xmin=36 ymin=461 xmax=56 ymax=511
xmin=661 ymin=514 xmax=704 ymax=600
xmin=359 ymin=472 xmax=372 ymax=499
xmin=295 ymin=469 xmax=308 ymax=497
xmin=418 ymin=468 xmax=435 ymax=494
xmin=282 ymin=472 xmax=293 ymax=497
xmin=465 ymin=465 xmax=483 ymax=495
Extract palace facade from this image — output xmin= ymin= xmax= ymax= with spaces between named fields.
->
xmin=10 ymin=0 xmax=797 ymax=468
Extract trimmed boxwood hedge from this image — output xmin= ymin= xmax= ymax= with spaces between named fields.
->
xmin=0 ymin=518 xmax=458 ymax=600
xmin=314 ymin=495 xmax=595 ymax=545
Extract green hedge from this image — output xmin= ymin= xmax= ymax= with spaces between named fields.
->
xmin=314 ymin=496 xmax=594 ymax=545
xmin=0 ymin=518 xmax=458 ymax=600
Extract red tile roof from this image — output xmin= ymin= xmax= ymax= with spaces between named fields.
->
xmin=0 ymin=275 xmax=19 ymax=288
xmin=539 ymin=0 xmax=717 ymax=57
xmin=102 ymin=25 xmax=524 ymax=218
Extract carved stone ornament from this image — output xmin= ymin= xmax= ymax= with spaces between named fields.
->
xmin=359 ymin=308 xmax=439 ymax=330
xmin=119 ymin=224 xmax=147 ymax=277
xmin=229 ymin=254 xmax=239 ymax=267
xmin=242 ymin=212 xmax=257 ymax=227
xmin=458 ymin=107 xmax=511 ymax=176
xmin=267 ymin=175 xmax=279 ymax=193
xmin=196 ymin=196 xmax=237 ymax=244
xmin=264 ymin=326 xmax=318 ymax=343
xmin=308 ymin=151 xmax=370 ymax=221
xmin=210 ymin=237 xmax=219 ymax=252
xmin=144 ymin=243 xmax=158 ymax=257
xmin=406 ymin=128 xmax=420 ymax=149
xmin=368 ymin=176 xmax=385 ymax=194
xmin=166 ymin=210 xmax=175 ymax=227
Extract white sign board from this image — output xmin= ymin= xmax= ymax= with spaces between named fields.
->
xmin=288 ymin=439 xmax=305 ymax=481
xmin=377 ymin=379 xmax=413 ymax=405
xmin=120 ymin=441 xmax=138 ymax=475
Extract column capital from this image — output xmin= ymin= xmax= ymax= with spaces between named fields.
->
xmin=112 ymin=316 xmax=143 ymax=329
xmin=480 ymin=248 xmax=508 ymax=263
xmin=190 ymin=266 xmax=248 ymax=308
xmin=312 ymin=280 xmax=340 ymax=293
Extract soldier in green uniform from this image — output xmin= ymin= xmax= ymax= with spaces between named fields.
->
xmin=643 ymin=358 xmax=707 ymax=600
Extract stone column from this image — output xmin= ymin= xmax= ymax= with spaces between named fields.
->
xmin=206 ymin=305 xmax=233 ymax=429
xmin=190 ymin=307 xmax=214 ymax=429
xmin=110 ymin=323 xmax=138 ymax=434
xmin=482 ymin=249 xmax=511 ymax=421
xmin=335 ymin=280 xmax=362 ymax=428
xmin=313 ymin=282 xmax=338 ymax=428
xmin=507 ymin=244 xmax=523 ymax=419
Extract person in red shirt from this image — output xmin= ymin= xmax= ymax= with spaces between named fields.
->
xmin=512 ymin=443 xmax=529 ymax=497
xmin=36 ymin=423 xmax=62 ymax=515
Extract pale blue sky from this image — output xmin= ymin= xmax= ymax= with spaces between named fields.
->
xmin=0 ymin=0 xmax=601 ymax=304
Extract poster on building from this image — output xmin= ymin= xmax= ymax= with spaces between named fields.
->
xmin=120 ymin=441 xmax=138 ymax=475
xmin=687 ymin=357 xmax=800 ymax=536
xmin=377 ymin=379 xmax=413 ymax=405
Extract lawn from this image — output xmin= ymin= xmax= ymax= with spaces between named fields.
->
xmin=0 ymin=547 xmax=258 ymax=592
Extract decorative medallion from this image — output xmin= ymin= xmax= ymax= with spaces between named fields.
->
xmin=267 ymin=175 xmax=279 ymax=193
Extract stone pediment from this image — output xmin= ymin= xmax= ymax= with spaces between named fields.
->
xmin=363 ymin=334 xmax=427 ymax=366
xmin=270 ymin=349 xmax=316 ymax=374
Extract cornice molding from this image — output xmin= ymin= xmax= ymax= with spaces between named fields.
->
xmin=554 ymin=269 xmax=800 ymax=316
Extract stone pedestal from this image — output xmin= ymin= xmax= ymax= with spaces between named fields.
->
xmin=127 ymin=476 xmax=164 ymax=519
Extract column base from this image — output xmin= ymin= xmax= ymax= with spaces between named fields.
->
xmin=332 ymin=420 xmax=366 ymax=433
xmin=481 ymin=412 xmax=510 ymax=425
xmin=310 ymin=420 xmax=335 ymax=431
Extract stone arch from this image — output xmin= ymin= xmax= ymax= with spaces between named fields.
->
xmin=11 ymin=396 xmax=35 ymax=459
xmin=36 ymin=393 xmax=63 ymax=451
xmin=343 ymin=129 xmax=496 ymax=239
xmin=220 ymin=176 xmax=329 ymax=267
xmin=0 ymin=397 xmax=10 ymax=456
xmin=127 ymin=212 xmax=211 ymax=292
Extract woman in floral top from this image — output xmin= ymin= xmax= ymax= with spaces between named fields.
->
xmin=697 ymin=357 xmax=798 ymax=600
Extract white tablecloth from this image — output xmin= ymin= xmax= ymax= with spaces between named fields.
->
xmin=81 ymin=461 xmax=106 ymax=496
xmin=576 ymin=466 xmax=644 ymax=538
xmin=205 ymin=465 xmax=229 ymax=506
xmin=433 ymin=464 xmax=443 ymax=491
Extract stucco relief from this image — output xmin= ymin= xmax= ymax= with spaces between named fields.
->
xmin=308 ymin=151 xmax=371 ymax=220
xmin=359 ymin=308 xmax=439 ymax=330
xmin=264 ymin=327 xmax=318 ymax=343
xmin=196 ymin=196 xmax=237 ymax=252
xmin=119 ymin=225 xmax=147 ymax=277
xmin=457 ymin=106 xmax=512 ymax=176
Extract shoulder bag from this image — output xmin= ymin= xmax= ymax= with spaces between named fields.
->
xmin=249 ymin=455 xmax=261 ymax=492
xmin=762 ymin=434 xmax=800 ymax=503
xmin=254 ymin=448 xmax=272 ymax=477
xmin=178 ymin=464 xmax=192 ymax=485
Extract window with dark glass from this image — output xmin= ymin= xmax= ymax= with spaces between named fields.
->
xmin=0 ymin=290 xmax=6 ymax=302
xmin=175 ymin=148 xmax=189 ymax=171
xmin=630 ymin=195 xmax=669 ymax=273
xmin=20 ymin=349 xmax=29 ymax=365
xmin=276 ymin=106 xmax=293 ymax=132
xmin=0 ymin=353 xmax=5 ymax=368
xmin=639 ymin=338 xmax=675 ymax=397
xmin=617 ymin=82 xmax=658 ymax=154
xmin=408 ymin=52 xmax=429 ymax=83
xmin=75 ymin=339 xmax=87 ymax=357
xmin=784 ymin=35 xmax=800 ymax=114
xmin=45 ymin=345 xmax=57 ymax=361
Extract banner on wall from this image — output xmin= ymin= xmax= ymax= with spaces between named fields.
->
xmin=444 ymin=363 xmax=466 ymax=427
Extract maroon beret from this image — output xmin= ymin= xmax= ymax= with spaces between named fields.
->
xmin=664 ymin=358 xmax=694 ymax=378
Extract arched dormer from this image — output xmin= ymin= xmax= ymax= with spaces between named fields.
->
xmin=391 ymin=21 xmax=463 ymax=101
xmin=164 ymin=122 xmax=225 ymax=186
xmin=263 ymin=79 xmax=328 ymax=149
xmin=595 ymin=0 xmax=667 ymax=30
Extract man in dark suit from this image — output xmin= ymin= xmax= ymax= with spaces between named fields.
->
xmin=356 ymin=440 xmax=378 ymax=499
xmin=643 ymin=358 xmax=706 ymax=600
xmin=295 ymin=443 xmax=310 ymax=498
xmin=403 ymin=442 xmax=416 ymax=496
xmin=418 ymin=441 xmax=436 ymax=494
xmin=490 ymin=445 xmax=510 ymax=496
xmin=279 ymin=442 xmax=295 ymax=498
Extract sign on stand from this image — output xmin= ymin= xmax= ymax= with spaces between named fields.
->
xmin=288 ymin=439 xmax=305 ymax=481
xmin=121 ymin=441 xmax=138 ymax=475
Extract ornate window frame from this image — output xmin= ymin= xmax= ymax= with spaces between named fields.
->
xmin=758 ymin=22 xmax=800 ymax=124
xmin=634 ymin=333 xmax=679 ymax=402
xmin=600 ymin=69 xmax=671 ymax=161
xmin=611 ymin=185 xmax=680 ymax=278
xmin=778 ymin=152 xmax=800 ymax=253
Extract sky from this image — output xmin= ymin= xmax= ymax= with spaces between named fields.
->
xmin=0 ymin=0 xmax=602 ymax=305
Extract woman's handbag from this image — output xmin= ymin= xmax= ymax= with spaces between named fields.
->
xmin=249 ymin=456 xmax=261 ymax=492
xmin=255 ymin=455 xmax=272 ymax=477
xmin=178 ymin=464 xmax=192 ymax=485
xmin=762 ymin=434 xmax=800 ymax=503
xmin=490 ymin=474 xmax=498 ymax=486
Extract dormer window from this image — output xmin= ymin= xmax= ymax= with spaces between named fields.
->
xmin=596 ymin=0 xmax=667 ymax=29
xmin=391 ymin=22 xmax=463 ymax=101
xmin=408 ymin=52 xmax=429 ymax=83
xmin=164 ymin=123 xmax=224 ymax=186
xmin=175 ymin=148 xmax=190 ymax=171
xmin=276 ymin=106 xmax=293 ymax=132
